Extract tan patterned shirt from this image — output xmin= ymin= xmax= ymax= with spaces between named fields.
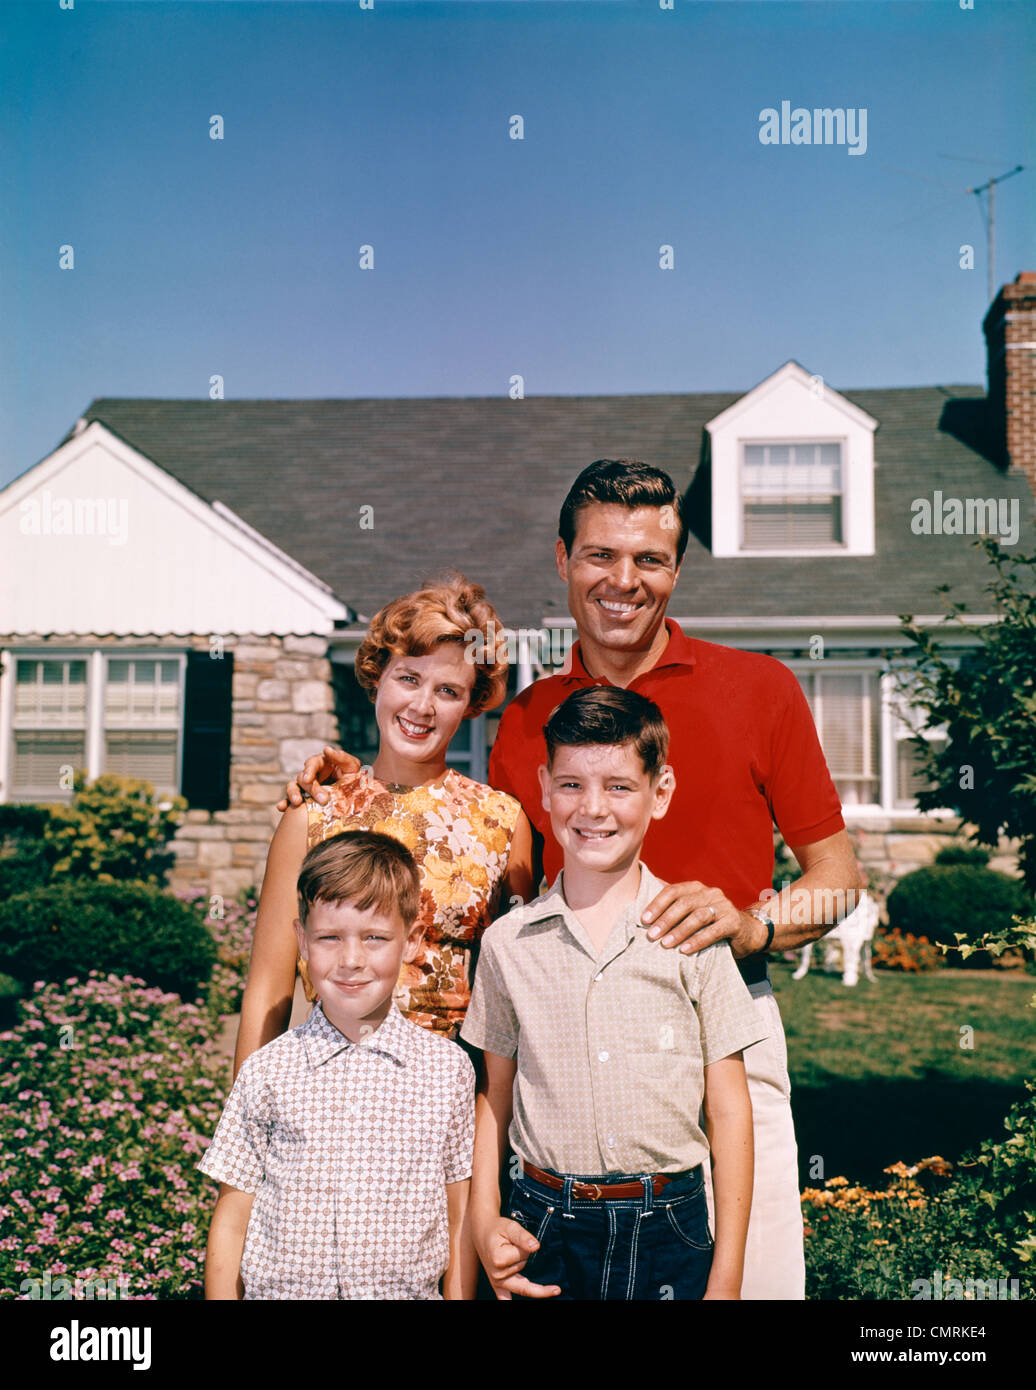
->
xmin=460 ymin=863 xmax=767 ymax=1176
xmin=198 ymin=1002 xmax=474 ymax=1300
xmin=306 ymin=767 xmax=522 ymax=1037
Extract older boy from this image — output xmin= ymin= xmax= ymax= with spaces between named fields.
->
xmin=199 ymin=830 xmax=476 ymax=1300
xmin=461 ymin=688 xmax=767 ymax=1300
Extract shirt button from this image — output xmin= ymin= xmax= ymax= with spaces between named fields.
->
xmin=606 ymin=1136 xmax=617 ymax=1148
xmin=594 ymin=972 xmax=603 ymax=982
xmin=598 ymin=1050 xmax=609 ymax=1062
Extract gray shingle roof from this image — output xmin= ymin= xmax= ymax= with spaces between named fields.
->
xmin=64 ymin=388 xmax=1035 ymax=629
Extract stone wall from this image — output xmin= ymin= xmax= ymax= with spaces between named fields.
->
xmin=846 ymin=815 xmax=1020 ymax=908
xmin=169 ymin=634 xmax=338 ymax=901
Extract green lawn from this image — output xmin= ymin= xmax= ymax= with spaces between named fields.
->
xmin=771 ymin=960 xmax=1036 ymax=1187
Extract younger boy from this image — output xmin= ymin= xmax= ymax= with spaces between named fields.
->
xmin=199 ymin=829 xmax=476 ymax=1300
xmin=461 ymin=687 xmax=767 ymax=1300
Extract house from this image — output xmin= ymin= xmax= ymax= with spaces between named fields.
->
xmin=2 ymin=274 xmax=1034 ymax=899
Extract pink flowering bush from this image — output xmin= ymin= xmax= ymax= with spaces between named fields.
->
xmin=0 ymin=973 xmax=229 ymax=1300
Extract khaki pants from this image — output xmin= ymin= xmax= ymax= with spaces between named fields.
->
xmin=702 ymin=991 xmax=806 ymax=1300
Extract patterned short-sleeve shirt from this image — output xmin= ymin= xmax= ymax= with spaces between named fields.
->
xmin=198 ymin=1002 xmax=475 ymax=1300
xmin=305 ymin=767 xmax=522 ymax=1037
xmin=461 ymin=863 xmax=767 ymax=1176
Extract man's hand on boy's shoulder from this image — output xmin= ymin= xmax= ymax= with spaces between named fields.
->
xmin=473 ymin=1213 xmax=561 ymax=1300
xmin=276 ymin=745 xmax=361 ymax=811
xmin=640 ymin=881 xmax=767 ymax=960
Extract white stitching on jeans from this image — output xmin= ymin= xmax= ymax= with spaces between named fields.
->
xmin=625 ymin=1210 xmax=641 ymax=1300
xmin=600 ymin=1205 xmax=617 ymax=1299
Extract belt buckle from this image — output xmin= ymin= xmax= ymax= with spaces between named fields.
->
xmin=574 ymin=1181 xmax=603 ymax=1200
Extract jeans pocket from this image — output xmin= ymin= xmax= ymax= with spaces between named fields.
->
xmin=507 ymin=1193 xmax=555 ymax=1274
xmin=664 ymin=1190 xmax=714 ymax=1251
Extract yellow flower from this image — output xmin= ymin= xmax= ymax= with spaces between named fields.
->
xmin=372 ymin=817 xmax=420 ymax=853
xmin=453 ymin=854 xmax=489 ymax=894
xmin=422 ymin=855 xmax=475 ymax=908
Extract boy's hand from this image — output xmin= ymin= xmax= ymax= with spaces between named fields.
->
xmin=640 ymin=881 xmax=764 ymax=958
xmin=474 ymin=1215 xmax=561 ymax=1300
xmin=276 ymin=746 xmax=361 ymax=811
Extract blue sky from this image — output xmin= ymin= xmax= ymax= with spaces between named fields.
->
xmin=2 ymin=0 xmax=1033 ymax=487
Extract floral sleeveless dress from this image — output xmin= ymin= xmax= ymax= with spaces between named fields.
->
xmin=304 ymin=767 xmax=522 ymax=1038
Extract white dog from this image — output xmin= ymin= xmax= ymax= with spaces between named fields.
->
xmin=792 ymin=892 xmax=880 ymax=986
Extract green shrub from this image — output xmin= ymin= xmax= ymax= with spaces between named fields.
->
xmin=0 ymin=882 xmax=216 ymax=1001
xmin=44 ymin=773 xmax=185 ymax=886
xmin=886 ymin=865 xmax=1031 ymax=963
xmin=0 ymin=805 xmax=58 ymax=898
xmin=956 ymin=1086 xmax=1036 ymax=1269
xmin=934 ymin=844 xmax=992 ymax=867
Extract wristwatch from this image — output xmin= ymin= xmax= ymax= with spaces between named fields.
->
xmin=746 ymin=906 xmax=776 ymax=955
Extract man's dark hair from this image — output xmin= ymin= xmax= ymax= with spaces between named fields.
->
xmin=543 ymin=686 xmax=670 ymax=780
xmin=557 ymin=459 xmax=688 ymax=564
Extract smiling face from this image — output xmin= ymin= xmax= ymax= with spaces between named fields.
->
xmin=538 ymin=741 xmax=674 ymax=876
xmin=373 ymin=645 xmax=477 ymax=779
xmin=555 ymin=502 xmax=681 ymax=661
xmin=294 ymin=897 xmax=423 ymax=1042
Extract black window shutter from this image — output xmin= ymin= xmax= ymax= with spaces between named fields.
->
xmin=181 ymin=650 xmax=234 ymax=811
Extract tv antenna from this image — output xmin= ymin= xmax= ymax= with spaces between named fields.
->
xmin=956 ymin=162 xmax=1025 ymax=301
xmin=881 ymin=157 xmax=1026 ymax=301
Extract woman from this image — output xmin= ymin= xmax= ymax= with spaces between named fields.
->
xmin=234 ymin=573 xmax=534 ymax=1075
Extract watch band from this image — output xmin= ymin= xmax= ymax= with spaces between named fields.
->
xmin=747 ymin=907 xmax=776 ymax=955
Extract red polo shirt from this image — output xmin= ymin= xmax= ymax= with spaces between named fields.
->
xmin=489 ymin=619 xmax=844 ymax=911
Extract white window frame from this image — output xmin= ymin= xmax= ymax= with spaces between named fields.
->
xmin=790 ymin=660 xmax=882 ymax=810
xmin=781 ymin=657 xmax=959 ymax=818
xmin=0 ymin=646 xmax=187 ymax=802
xmin=882 ymin=665 xmax=951 ymax=813
xmin=739 ymin=438 xmax=847 ymax=553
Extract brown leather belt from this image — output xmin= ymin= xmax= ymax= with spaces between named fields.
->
xmin=522 ymin=1161 xmax=674 ymax=1201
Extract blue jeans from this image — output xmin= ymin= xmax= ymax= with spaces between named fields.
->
xmin=506 ymin=1166 xmax=713 ymax=1301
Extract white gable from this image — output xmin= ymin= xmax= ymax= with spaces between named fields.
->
xmin=0 ymin=423 xmax=348 ymax=635
xmin=705 ymin=361 xmax=878 ymax=558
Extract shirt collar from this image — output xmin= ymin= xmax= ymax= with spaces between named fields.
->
xmin=560 ymin=618 xmax=696 ymax=685
xmin=522 ymin=861 xmax=666 ymax=954
xmin=298 ymin=1000 xmax=416 ymax=1068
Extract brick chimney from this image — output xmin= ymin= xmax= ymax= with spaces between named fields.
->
xmin=983 ymin=271 xmax=1036 ymax=494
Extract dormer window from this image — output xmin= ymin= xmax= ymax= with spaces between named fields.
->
xmin=705 ymin=362 xmax=877 ymax=559
xmin=741 ymin=441 xmax=844 ymax=549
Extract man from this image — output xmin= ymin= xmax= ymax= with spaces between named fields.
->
xmin=284 ymin=458 xmax=861 ymax=1299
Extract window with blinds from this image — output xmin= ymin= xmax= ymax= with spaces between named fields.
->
xmin=797 ymin=669 xmax=880 ymax=807
xmin=103 ymin=659 xmax=181 ymax=791
xmin=12 ymin=659 xmax=87 ymax=797
xmin=741 ymin=442 xmax=844 ymax=548
xmin=9 ymin=653 xmax=184 ymax=801
xmin=890 ymin=677 xmax=949 ymax=809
